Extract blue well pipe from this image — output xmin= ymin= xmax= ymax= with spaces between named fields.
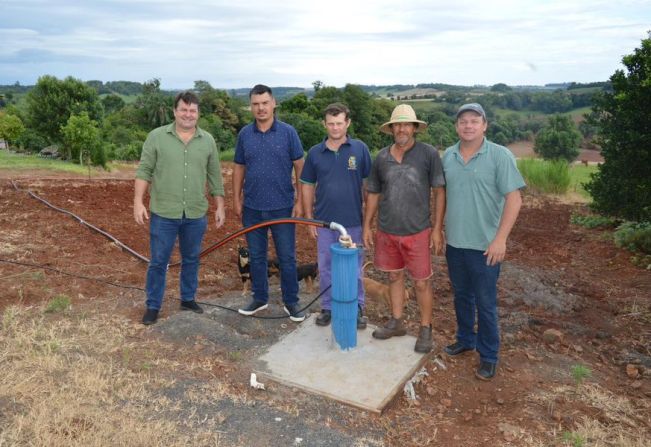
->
xmin=330 ymin=242 xmax=360 ymax=350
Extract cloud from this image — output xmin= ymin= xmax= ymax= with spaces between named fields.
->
xmin=0 ymin=0 xmax=649 ymax=87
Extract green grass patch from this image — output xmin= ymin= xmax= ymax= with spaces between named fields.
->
xmin=568 ymin=164 xmax=597 ymax=198
xmin=0 ymin=150 xmax=89 ymax=174
xmin=44 ymin=295 xmax=71 ymax=313
xmin=517 ymin=158 xmax=571 ymax=194
xmin=219 ymin=149 xmax=235 ymax=162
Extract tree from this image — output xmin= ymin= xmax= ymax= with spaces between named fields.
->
xmin=0 ymin=112 xmax=25 ymax=148
xmin=26 ymin=75 xmax=103 ymax=145
xmin=101 ymin=94 xmax=126 ymax=115
xmin=135 ymin=78 xmax=172 ymax=128
xmin=534 ymin=114 xmax=581 ymax=162
xmin=61 ymin=112 xmax=106 ymax=167
xmin=586 ymin=32 xmax=651 ymax=221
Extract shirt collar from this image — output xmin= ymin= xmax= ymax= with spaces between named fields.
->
xmin=166 ymin=122 xmax=204 ymax=138
xmin=253 ymin=118 xmax=278 ymax=133
xmin=319 ymin=135 xmax=351 ymax=153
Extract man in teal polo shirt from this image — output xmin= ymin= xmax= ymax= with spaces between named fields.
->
xmin=442 ymin=103 xmax=525 ymax=380
xmin=134 ymin=91 xmax=225 ymax=325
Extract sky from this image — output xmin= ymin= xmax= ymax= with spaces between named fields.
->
xmin=1 ymin=0 xmax=649 ymax=89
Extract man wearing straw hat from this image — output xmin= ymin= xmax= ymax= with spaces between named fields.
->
xmin=441 ymin=103 xmax=525 ymax=380
xmin=363 ymin=104 xmax=446 ymax=353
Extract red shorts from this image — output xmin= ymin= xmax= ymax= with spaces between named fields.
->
xmin=373 ymin=228 xmax=433 ymax=280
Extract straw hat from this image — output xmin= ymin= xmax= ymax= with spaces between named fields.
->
xmin=379 ymin=104 xmax=428 ymax=135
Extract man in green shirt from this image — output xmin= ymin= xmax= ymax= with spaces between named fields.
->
xmin=134 ymin=91 xmax=225 ymax=325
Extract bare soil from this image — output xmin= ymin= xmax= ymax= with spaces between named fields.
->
xmin=1 ymin=163 xmax=649 ymax=446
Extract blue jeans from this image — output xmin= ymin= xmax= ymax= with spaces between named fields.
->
xmin=242 ymin=206 xmax=298 ymax=305
xmin=445 ymin=245 xmax=501 ymax=364
xmin=145 ymin=213 xmax=207 ymax=310
xmin=317 ymin=226 xmax=364 ymax=310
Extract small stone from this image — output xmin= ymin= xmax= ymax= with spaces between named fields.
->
xmin=506 ymin=366 xmax=514 ymax=372
xmin=542 ymin=328 xmax=563 ymax=344
xmin=573 ymin=344 xmax=583 ymax=353
xmin=504 ymin=333 xmax=516 ymax=344
xmin=496 ymin=398 xmax=505 ymax=405
xmin=464 ymin=414 xmax=473 ymax=422
xmin=441 ymin=398 xmax=453 ymax=408
xmin=474 ymin=408 xmax=481 ymax=414
xmin=426 ymin=386 xmax=436 ymax=396
xmin=631 ymin=380 xmax=643 ymax=389
xmin=626 ymin=364 xmax=640 ymax=379
xmin=552 ymin=410 xmax=562 ymax=422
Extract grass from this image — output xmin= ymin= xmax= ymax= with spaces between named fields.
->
xmin=0 ymin=150 xmax=108 ymax=175
xmin=568 ymin=163 xmax=597 ymax=198
xmin=0 ymin=303 xmax=234 ymax=446
xmin=44 ymin=294 xmax=71 ymax=313
xmin=518 ymin=158 xmax=571 ymax=195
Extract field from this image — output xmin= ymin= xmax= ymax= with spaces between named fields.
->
xmin=1 ymin=163 xmax=649 ymax=446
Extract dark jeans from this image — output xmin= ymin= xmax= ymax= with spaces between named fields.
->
xmin=145 ymin=213 xmax=207 ymax=310
xmin=242 ymin=206 xmax=298 ymax=305
xmin=446 ymin=245 xmax=501 ymax=363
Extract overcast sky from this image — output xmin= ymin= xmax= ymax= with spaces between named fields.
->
xmin=1 ymin=0 xmax=649 ymax=89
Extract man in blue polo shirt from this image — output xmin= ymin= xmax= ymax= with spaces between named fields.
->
xmin=233 ymin=84 xmax=306 ymax=322
xmin=301 ymin=103 xmax=372 ymax=328
xmin=442 ymin=103 xmax=526 ymax=380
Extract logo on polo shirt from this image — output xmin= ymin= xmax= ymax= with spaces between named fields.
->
xmin=347 ymin=156 xmax=357 ymax=170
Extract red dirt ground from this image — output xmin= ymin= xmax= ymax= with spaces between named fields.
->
xmin=1 ymin=163 xmax=649 ymax=446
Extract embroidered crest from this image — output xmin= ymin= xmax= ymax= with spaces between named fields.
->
xmin=347 ymin=156 xmax=357 ymax=170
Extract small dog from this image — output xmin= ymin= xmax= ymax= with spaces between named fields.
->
xmin=362 ymin=262 xmax=410 ymax=311
xmin=297 ymin=262 xmax=318 ymax=293
xmin=237 ymin=247 xmax=282 ymax=295
xmin=268 ymin=258 xmax=319 ymax=293
xmin=238 ymin=246 xmax=252 ymax=295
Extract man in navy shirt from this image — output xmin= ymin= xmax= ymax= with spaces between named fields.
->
xmin=233 ymin=84 xmax=306 ymax=322
xmin=300 ymin=103 xmax=372 ymax=328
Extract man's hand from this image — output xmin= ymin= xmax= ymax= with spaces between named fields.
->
xmin=308 ymin=225 xmax=317 ymax=239
xmin=431 ymin=229 xmax=445 ymax=255
xmin=234 ymin=197 xmax=243 ymax=220
xmin=484 ymin=237 xmax=506 ymax=266
xmin=134 ymin=202 xmax=149 ymax=225
xmin=362 ymin=226 xmax=374 ymax=248
xmin=214 ymin=208 xmax=225 ymax=229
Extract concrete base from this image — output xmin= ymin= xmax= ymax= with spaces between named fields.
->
xmin=255 ymin=315 xmax=429 ymax=413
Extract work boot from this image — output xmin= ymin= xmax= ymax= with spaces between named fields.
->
xmin=372 ymin=317 xmax=406 ymax=339
xmin=414 ymin=325 xmax=433 ymax=353
xmin=180 ymin=300 xmax=204 ymax=314
xmin=357 ymin=306 xmax=368 ymax=330
xmin=142 ymin=309 xmax=159 ymax=325
xmin=316 ymin=309 xmax=331 ymax=326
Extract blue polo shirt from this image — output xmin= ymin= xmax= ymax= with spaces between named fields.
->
xmin=234 ymin=119 xmax=304 ymax=211
xmin=442 ymin=138 xmax=526 ymax=251
xmin=300 ymin=137 xmax=372 ymax=227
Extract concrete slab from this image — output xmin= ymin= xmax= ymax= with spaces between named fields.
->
xmin=255 ymin=315 xmax=429 ymax=413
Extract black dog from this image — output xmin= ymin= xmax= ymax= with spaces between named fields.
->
xmin=296 ymin=262 xmax=318 ymax=293
xmin=268 ymin=258 xmax=318 ymax=292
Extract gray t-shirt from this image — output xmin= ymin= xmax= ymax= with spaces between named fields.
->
xmin=367 ymin=141 xmax=445 ymax=235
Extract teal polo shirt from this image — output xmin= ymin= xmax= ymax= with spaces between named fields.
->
xmin=136 ymin=123 xmax=224 ymax=219
xmin=442 ymin=138 xmax=525 ymax=251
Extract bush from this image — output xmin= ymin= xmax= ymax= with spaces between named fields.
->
xmin=517 ymin=159 xmax=571 ymax=194
xmin=570 ymin=213 xmax=619 ymax=229
xmin=114 ymin=142 xmax=143 ymax=161
xmin=534 ymin=114 xmax=581 ymax=162
xmin=15 ymin=129 xmax=49 ymax=153
xmin=614 ymin=222 xmax=651 ymax=254
xmin=586 ymin=33 xmax=651 ymax=222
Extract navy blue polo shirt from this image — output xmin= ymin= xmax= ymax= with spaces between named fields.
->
xmin=234 ymin=119 xmax=304 ymax=211
xmin=300 ymin=136 xmax=372 ymax=227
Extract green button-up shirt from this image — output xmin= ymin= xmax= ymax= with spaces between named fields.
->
xmin=136 ymin=123 xmax=224 ymax=219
